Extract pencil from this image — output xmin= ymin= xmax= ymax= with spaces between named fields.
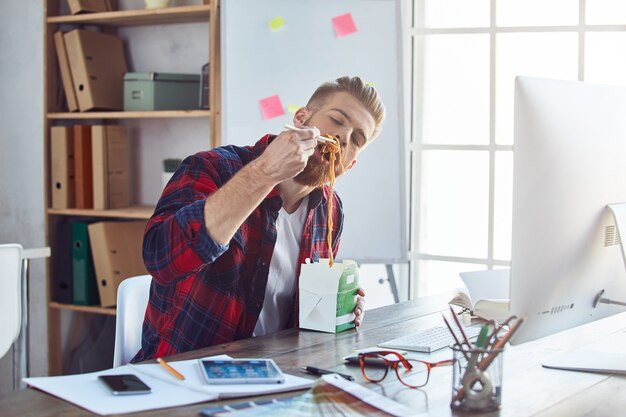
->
xmin=157 ymin=357 xmax=185 ymax=381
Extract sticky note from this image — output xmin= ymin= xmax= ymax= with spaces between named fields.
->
xmin=259 ymin=95 xmax=285 ymax=120
xmin=269 ymin=16 xmax=285 ymax=30
xmin=287 ymin=104 xmax=301 ymax=114
xmin=332 ymin=13 xmax=357 ymax=38
xmin=366 ymin=81 xmax=376 ymax=87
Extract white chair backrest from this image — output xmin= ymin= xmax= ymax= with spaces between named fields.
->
xmin=113 ymin=274 xmax=151 ymax=367
xmin=0 ymin=244 xmax=22 ymax=360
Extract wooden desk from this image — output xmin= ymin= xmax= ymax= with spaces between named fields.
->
xmin=1 ymin=292 xmax=625 ymax=416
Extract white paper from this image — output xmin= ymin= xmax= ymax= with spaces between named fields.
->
xmin=459 ymin=269 xmax=510 ymax=302
xmin=321 ymin=374 xmax=416 ymax=417
xmin=23 ymin=355 xmax=313 ymax=415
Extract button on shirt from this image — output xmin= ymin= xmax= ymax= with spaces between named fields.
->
xmin=131 ymin=135 xmax=344 ymax=362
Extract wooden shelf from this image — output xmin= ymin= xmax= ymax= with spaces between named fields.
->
xmin=47 ymin=4 xmax=210 ymax=26
xmin=49 ymin=302 xmax=117 ymax=316
xmin=48 ymin=110 xmax=211 ymax=120
xmin=48 ymin=204 xmax=154 ymax=219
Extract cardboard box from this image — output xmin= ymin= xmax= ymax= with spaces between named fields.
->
xmin=88 ymin=220 xmax=148 ymax=307
xmin=124 ymin=72 xmax=201 ymax=111
xmin=67 ymin=0 xmax=110 ymax=15
xmin=92 ymin=125 xmax=130 ymax=210
xmin=299 ymin=259 xmax=359 ymax=333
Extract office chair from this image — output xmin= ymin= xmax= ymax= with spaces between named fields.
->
xmin=113 ymin=274 xmax=151 ymax=367
xmin=0 ymin=244 xmax=23 ymax=361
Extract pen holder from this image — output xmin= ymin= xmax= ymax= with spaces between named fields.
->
xmin=450 ymin=343 xmax=504 ymax=413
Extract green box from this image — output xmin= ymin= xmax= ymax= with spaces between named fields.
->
xmin=123 ymin=72 xmax=201 ymax=111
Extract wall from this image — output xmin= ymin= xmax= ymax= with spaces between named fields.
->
xmin=0 ymin=0 xmax=47 ymax=394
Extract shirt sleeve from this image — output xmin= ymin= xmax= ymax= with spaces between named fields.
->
xmin=142 ymin=153 xmax=230 ymax=285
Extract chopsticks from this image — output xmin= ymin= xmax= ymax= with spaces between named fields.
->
xmin=284 ymin=124 xmax=336 ymax=144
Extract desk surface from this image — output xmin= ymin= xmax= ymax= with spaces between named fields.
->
xmin=2 ymin=292 xmax=626 ymax=417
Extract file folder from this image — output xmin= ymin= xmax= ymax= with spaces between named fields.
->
xmin=50 ymin=126 xmax=75 ymax=209
xmin=53 ymin=32 xmax=78 ymax=112
xmin=64 ymin=29 xmax=128 ymax=112
xmin=88 ymin=220 xmax=148 ymax=307
xmin=73 ymin=124 xmax=93 ymax=209
xmin=52 ymin=222 xmax=73 ymax=304
xmin=92 ymin=125 xmax=130 ymax=210
xmin=72 ymin=222 xmax=100 ymax=305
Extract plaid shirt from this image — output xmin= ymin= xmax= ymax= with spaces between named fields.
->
xmin=132 ymin=135 xmax=343 ymax=362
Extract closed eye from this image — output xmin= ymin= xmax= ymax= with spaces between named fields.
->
xmin=330 ymin=116 xmax=343 ymax=126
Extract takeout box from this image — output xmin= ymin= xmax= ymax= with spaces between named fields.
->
xmin=299 ymin=258 xmax=359 ymax=333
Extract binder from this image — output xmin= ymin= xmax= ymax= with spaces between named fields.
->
xmin=64 ymin=29 xmax=128 ymax=112
xmin=72 ymin=222 xmax=100 ymax=305
xmin=88 ymin=220 xmax=148 ymax=307
xmin=50 ymin=126 xmax=75 ymax=209
xmin=52 ymin=222 xmax=74 ymax=303
xmin=74 ymin=124 xmax=93 ymax=209
xmin=92 ymin=125 xmax=130 ymax=210
xmin=53 ymin=32 xmax=78 ymax=112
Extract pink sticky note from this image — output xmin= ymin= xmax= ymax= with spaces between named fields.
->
xmin=259 ymin=95 xmax=285 ymax=120
xmin=332 ymin=13 xmax=357 ymax=38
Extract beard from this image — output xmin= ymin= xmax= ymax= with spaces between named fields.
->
xmin=294 ymin=147 xmax=343 ymax=188
xmin=293 ymin=154 xmax=330 ymax=188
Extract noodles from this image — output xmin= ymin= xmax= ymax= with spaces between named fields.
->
xmin=320 ymin=134 xmax=343 ymax=267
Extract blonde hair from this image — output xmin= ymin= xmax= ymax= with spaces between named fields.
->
xmin=307 ymin=76 xmax=386 ymax=139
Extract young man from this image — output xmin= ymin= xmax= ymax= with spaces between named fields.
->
xmin=132 ymin=76 xmax=386 ymax=361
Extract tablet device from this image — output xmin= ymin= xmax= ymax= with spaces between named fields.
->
xmin=198 ymin=358 xmax=286 ymax=384
xmin=98 ymin=374 xmax=151 ymax=395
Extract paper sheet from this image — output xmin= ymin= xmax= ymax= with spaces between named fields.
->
xmin=23 ymin=355 xmax=313 ymax=415
xmin=459 ymin=269 xmax=510 ymax=302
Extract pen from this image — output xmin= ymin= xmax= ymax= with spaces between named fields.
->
xmin=157 ymin=357 xmax=185 ymax=381
xmin=301 ymin=366 xmax=355 ymax=381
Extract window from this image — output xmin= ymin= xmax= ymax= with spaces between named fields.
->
xmin=410 ymin=0 xmax=626 ymax=296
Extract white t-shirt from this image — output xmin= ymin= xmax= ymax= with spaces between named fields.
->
xmin=253 ymin=196 xmax=309 ymax=337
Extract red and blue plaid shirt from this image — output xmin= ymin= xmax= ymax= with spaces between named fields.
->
xmin=132 ymin=135 xmax=343 ymax=362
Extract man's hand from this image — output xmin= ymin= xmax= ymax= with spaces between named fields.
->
xmin=254 ymin=126 xmax=320 ymax=182
xmin=354 ymin=288 xmax=366 ymax=330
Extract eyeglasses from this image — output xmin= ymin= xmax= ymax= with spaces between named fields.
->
xmin=358 ymin=350 xmax=453 ymax=388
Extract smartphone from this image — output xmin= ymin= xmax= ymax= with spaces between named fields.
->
xmin=98 ymin=374 xmax=151 ymax=395
xmin=198 ymin=359 xmax=286 ymax=385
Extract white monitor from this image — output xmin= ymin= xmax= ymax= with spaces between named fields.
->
xmin=509 ymin=76 xmax=626 ymax=345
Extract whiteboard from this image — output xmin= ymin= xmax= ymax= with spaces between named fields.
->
xmin=221 ymin=0 xmax=406 ymax=263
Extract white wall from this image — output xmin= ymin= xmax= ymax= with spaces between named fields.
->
xmin=0 ymin=0 xmax=47 ymax=394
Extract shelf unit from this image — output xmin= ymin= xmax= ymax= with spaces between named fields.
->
xmin=44 ymin=0 xmax=221 ymax=375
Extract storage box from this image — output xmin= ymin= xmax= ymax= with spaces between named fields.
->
xmin=299 ymin=258 xmax=359 ymax=333
xmin=124 ymin=72 xmax=201 ymax=111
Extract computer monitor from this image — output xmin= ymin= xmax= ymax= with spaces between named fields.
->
xmin=509 ymin=76 xmax=626 ymax=345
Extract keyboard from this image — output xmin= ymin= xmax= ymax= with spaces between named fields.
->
xmin=378 ymin=325 xmax=482 ymax=353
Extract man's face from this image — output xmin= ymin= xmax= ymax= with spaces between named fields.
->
xmin=293 ymin=92 xmax=376 ymax=188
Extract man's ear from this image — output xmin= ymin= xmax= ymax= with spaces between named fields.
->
xmin=294 ymin=107 xmax=311 ymax=128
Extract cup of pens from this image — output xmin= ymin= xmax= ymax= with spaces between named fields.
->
xmin=450 ymin=342 xmax=504 ymax=412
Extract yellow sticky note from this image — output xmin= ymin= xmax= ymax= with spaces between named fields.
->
xmin=366 ymin=81 xmax=376 ymax=87
xmin=269 ymin=16 xmax=285 ymax=30
xmin=287 ymin=104 xmax=301 ymax=113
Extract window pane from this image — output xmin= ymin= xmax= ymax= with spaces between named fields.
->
xmin=494 ymin=151 xmax=513 ymax=261
xmin=422 ymin=34 xmax=490 ymax=145
xmin=419 ymin=150 xmax=489 ymax=258
xmin=422 ymin=0 xmax=490 ymax=28
xmin=416 ymin=260 xmax=486 ymax=296
xmin=587 ymin=0 xmax=626 ymax=24
xmin=496 ymin=0 xmax=578 ymax=26
xmin=585 ymin=33 xmax=626 ymax=87
xmin=495 ymin=33 xmax=578 ymax=145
